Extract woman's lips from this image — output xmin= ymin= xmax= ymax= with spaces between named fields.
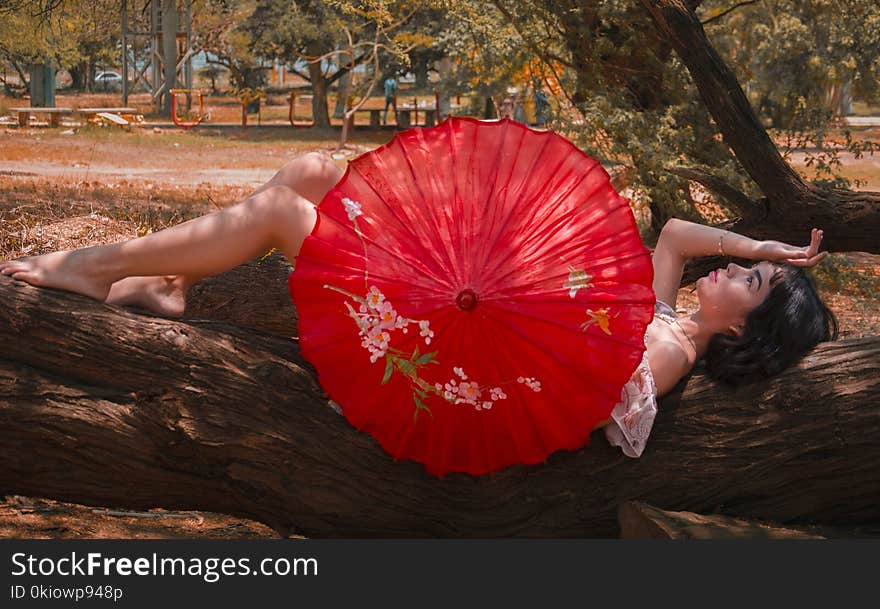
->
xmin=712 ymin=270 xmax=717 ymax=282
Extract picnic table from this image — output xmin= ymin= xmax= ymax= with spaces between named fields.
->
xmin=9 ymin=107 xmax=73 ymax=128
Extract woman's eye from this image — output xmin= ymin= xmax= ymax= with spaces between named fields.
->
xmin=747 ymin=276 xmax=753 ymax=285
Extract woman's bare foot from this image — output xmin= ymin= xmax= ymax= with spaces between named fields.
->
xmin=105 ymin=275 xmax=190 ymax=317
xmin=0 ymin=249 xmax=115 ymax=302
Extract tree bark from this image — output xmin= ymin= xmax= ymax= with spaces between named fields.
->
xmin=1 ymin=274 xmax=878 ymax=538
xmin=617 ymin=502 xmax=880 ymax=539
xmin=184 ymin=253 xmax=297 ymax=338
xmin=640 ymin=0 xmax=880 ymax=254
xmin=307 ymin=44 xmax=332 ymax=129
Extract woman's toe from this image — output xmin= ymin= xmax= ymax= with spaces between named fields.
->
xmin=1 ymin=263 xmax=21 ymax=275
xmin=11 ymin=270 xmax=38 ymax=284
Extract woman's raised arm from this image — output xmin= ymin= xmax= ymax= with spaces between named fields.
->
xmin=650 ymin=218 xmax=827 ymax=309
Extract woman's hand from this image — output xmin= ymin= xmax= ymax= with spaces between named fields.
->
xmin=754 ymin=228 xmax=828 ymax=267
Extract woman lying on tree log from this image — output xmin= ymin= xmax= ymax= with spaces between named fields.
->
xmin=0 ymin=152 xmax=837 ymax=458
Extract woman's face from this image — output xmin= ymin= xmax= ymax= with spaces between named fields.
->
xmin=696 ymin=261 xmax=782 ymax=334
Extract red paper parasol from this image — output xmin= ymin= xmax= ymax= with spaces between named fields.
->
xmin=289 ymin=117 xmax=654 ymax=476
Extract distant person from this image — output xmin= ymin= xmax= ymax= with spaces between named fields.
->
xmin=533 ymin=86 xmax=549 ymax=127
xmin=382 ymin=76 xmax=398 ymax=125
xmin=498 ymin=97 xmax=515 ymax=120
xmin=483 ymin=96 xmax=497 ymax=119
xmin=513 ymin=96 xmax=527 ymax=123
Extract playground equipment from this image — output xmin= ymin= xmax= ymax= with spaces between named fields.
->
xmin=240 ymin=89 xmax=265 ymax=129
xmin=122 ymin=0 xmax=195 ymax=114
xmin=169 ymin=88 xmax=206 ymax=130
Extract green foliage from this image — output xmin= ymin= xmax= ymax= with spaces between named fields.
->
xmin=811 ymin=253 xmax=880 ymax=297
xmin=194 ymin=0 xmax=267 ymax=93
xmin=440 ymin=0 xmax=879 ymax=233
xmin=705 ymin=0 xmax=880 ymax=188
xmin=0 ymin=0 xmax=119 ymax=83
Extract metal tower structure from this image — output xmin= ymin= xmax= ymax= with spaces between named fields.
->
xmin=121 ymin=0 xmax=193 ymax=114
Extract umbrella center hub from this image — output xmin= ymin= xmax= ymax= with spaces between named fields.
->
xmin=456 ymin=289 xmax=478 ymax=311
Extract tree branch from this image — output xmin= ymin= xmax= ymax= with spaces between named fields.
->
xmin=700 ymin=0 xmax=762 ymax=26
xmin=667 ymin=166 xmax=759 ymax=214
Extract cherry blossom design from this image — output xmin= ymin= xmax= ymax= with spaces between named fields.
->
xmin=321 ymin=199 xmax=542 ymax=419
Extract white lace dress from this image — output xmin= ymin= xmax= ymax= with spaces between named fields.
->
xmin=603 ymin=299 xmax=677 ymax=458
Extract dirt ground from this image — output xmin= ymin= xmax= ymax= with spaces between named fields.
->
xmin=1 ymin=121 xmax=878 ymax=539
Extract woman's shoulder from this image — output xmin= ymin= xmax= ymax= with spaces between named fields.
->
xmin=646 ymin=339 xmax=690 ymax=397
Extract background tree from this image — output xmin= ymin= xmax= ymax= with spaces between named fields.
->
xmin=194 ymin=0 xmax=268 ymax=95
xmin=243 ymin=0 xmax=342 ymax=128
xmin=0 ymin=0 xmax=119 ymax=93
xmin=244 ymin=0 xmax=435 ymax=129
xmin=456 ymin=0 xmax=880 ymax=236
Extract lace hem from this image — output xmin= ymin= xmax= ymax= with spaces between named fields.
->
xmin=603 ymin=349 xmax=658 ymax=457
xmin=602 ymin=301 xmax=668 ymax=458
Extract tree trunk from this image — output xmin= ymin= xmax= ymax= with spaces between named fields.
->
xmin=332 ymin=69 xmax=350 ymax=120
xmin=307 ymin=47 xmax=331 ymax=129
xmin=413 ymin=55 xmax=429 ymax=89
xmin=640 ymin=0 xmax=880 ymax=254
xmin=69 ymin=62 xmax=87 ymax=91
xmin=617 ymin=502 xmax=880 ymax=539
xmin=1 ymin=271 xmax=878 ymax=538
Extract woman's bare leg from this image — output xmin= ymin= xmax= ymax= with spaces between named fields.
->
xmin=0 ymin=185 xmax=316 ymax=305
xmin=1 ymin=152 xmax=342 ymax=315
xmin=254 ymin=151 xmax=343 ymax=204
xmin=102 ymin=151 xmax=344 ymax=314
xmin=102 ymin=275 xmax=194 ymax=317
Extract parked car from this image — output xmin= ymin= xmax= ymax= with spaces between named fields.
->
xmin=94 ymin=71 xmax=123 ymax=91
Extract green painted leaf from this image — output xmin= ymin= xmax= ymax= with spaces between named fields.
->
xmin=381 ymin=357 xmax=394 ymax=384
xmin=412 ymin=395 xmax=433 ymax=422
xmin=398 ymin=360 xmax=415 ymax=376
xmin=415 ymin=351 xmax=436 ymax=365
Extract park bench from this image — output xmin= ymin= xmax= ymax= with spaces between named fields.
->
xmin=396 ymin=107 xmax=437 ymax=128
xmin=9 ymin=107 xmax=73 ymax=128
xmin=348 ymin=108 xmax=384 ymax=129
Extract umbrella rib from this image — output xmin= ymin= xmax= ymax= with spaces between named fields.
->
xmin=480 ymin=156 xmax=604 ymax=290
xmin=477 ymin=127 xmax=553 ymax=288
xmin=481 ymin=299 xmax=650 ymax=352
xmin=517 ymin=187 xmax=620 ymax=260
xmin=466 ymin=310 xmax=563 ymax=466
xmin=355 ymin=160 xmax=443 ymax=284
xmin=485 ymin=247 xmax=649 ymax=306
xmin=393 ymin=129 xmax=462 ymax=289
xmin=312 ymin=226 xmax=448 ymax=296
xmin=348 ymin=161 xmax=454 ymax=293
xmin=518 ymin=205 xmax=639 ymax=274
xmin=473 ymin=120 xmax=513 ymax=284
xmin=480 ymin=305 xmax=628 ymax=406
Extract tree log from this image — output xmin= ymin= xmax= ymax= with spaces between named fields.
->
xmin=640 ymin=0 xmax=880 ymax=254
xmin=618 ymin=502 xmax=880 ymax=539
xmin=1 ymin=275 xmax=879 ymax=538
xmin=184 ymin=252 xmax=297 ymax=338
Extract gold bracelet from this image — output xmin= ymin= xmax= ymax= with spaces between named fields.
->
xmin=718 ymin=231 xmax=727 ymax=256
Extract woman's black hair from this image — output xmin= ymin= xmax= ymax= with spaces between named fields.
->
xmin=703 ymin=264 xmax=838 ymax=386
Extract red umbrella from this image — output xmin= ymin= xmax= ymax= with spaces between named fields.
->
xmin=289 ymin=117 xmax=654 ymax=476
